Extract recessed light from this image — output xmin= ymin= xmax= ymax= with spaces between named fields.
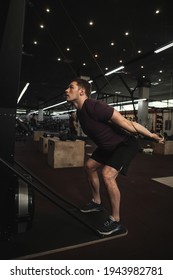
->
xmin=151 ymin=82 xmax=159 ymax=85
xmin=155 ymin=9 xmax=160 ymax=14
xmin=46 ymin=8 xmax=50 ymax=13
xmin=83 ymin=63 xmax=86 ymax=66
xmin=66 ymin=48 xmax=70 ymax=51
xmin=125 ymin=32 xmax=129 ymax=36
xmin=33 ymin=41 xmax=38 ymax=45
xmin=89 ymin=21 xmax=94 ymax=26
xmin=110 ymin=42 xmax=114 ymax=46
xmin=57 ymin=58 xmax=61 ymax=61
xmin=40 ymin=24 xmax=44 ymax=29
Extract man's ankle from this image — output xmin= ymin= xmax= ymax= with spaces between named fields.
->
xmin=92 ymin=199 xmax=101 ymax=205
xmin=109 ymin=215 xmax=120 ymax=223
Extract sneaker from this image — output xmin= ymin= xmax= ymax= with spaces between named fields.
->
xmin=80 ymin=201 xmax=103 ymax=213
xmin=97 ymin=216 xmax=123 ymax=236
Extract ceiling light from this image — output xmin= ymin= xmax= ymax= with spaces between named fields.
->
xmin=109 ymin=98 xmax=146 ymax=106
xmin=105 ymin=66 xmax=125 ymax=76
xmin=43 ymin=101 xmax=67 ymax=111
xmin=138 ymin=50 xmax=141 ymax=53
xmin=110 ymin=42 xmax=114 ymax=46
xmin=89 ymin=21 xmax=94 ymax=25
xmin=154 ymin=41 xmax=173 ymax=53
xmin=105 ymin=67 xmax=108 ymax=70
xmin=16 ymin=109 xmax=27 ymax=114
xmin=66 ymin=47 xmax=70 ymax=51
xmin=40 ymin=24 xmax=44 ymax=28
xmin=119 ymin=60 xmax=123 ymax=63
xmin=108 ymin=99 xmax=173 ymax=111
xmin=159 ymin=70 xmax=163 ymax=73
xmin=155 ymin=10 xmax=160 ymax=14
xmin=125 ymin=32 xmax=129 ymax=36
xmin=151 ymin=82 xmax=159 ymax=85
xmin=46 ymin=8 xmax=50 ymax=13
xmin=17 ymin=83 xmax=30 ymax=104
xmin=141 ymin=65 xmax=144 ymax=68
xmin=149 ymin=99 xmax=173 ymax=108
xmin=83 ymin=63 xmax=86 ymax=66
xmin=33 ymin=41 xmax=38 ymax=45
xmin=54 ymin=109 xmax=76 ymax=115
xmin=57 ymin=58 xmax=61 ymax=61
xmin=94 ymin=54 xmax=98 ymax=57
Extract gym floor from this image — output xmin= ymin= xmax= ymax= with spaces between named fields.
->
xmin=1 ymin=136 xmax=173 ymax=260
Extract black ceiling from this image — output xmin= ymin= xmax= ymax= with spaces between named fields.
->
xmin=1 ymin=0 xmax=173 ymax=111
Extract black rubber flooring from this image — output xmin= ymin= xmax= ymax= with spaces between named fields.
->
xmin=0 ymin=136 xmax=173 ymax=260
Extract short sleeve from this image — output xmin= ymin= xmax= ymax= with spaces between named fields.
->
xmin=87 ymin=100 xmax=114 ymax=121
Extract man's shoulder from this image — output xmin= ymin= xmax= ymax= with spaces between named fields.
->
xmin=85 ymin=98 xmax=114 ymax=120
xmin=85 ymin=98 xmax=97 ymax=105
xmin=85 ymin=98 xmax=104 ymax=108
xmin=85 ymin=98 xmax=101 ymax=113
xmin=84 ymin=98 xmax=96 ymax=110
xmin=86 ymin=98 xmax=112 ymax=109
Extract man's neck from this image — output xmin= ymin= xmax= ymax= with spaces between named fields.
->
xmin=73 ymin=97 xmax=88 ymax=110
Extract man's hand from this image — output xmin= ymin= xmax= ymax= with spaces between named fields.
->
xmin=152 ymin=133 xmax=165 ymax=144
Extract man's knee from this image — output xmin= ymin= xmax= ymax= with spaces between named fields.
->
xmin=85 ymin=159 xmax=99 ymax=173
xmin=102 ymin=166 xmax=118 ymax=183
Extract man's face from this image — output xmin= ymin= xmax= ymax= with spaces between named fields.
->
xmin=65 ymin=81 xmax=81 ymax=102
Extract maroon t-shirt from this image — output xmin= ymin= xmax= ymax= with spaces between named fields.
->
xmin=77 ymin=98 xmax=131 ymax=150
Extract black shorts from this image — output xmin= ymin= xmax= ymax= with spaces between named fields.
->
xmin=91 ymin=137 xmax=139 ymax=175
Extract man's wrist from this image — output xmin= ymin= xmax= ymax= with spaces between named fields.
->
xmin=149 ymin=132 xmax=154 ymax=139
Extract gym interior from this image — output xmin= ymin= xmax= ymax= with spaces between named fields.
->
xmin=0 ymin=0 xmax=173 ymax=260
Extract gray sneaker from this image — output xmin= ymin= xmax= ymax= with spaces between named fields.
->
xmin=97 ymin=217 xmax=123 ymax=236
xmin=80 ymin=201 xmax=103 ymax=213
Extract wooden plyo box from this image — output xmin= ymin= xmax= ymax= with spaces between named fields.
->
xmin=33 ymin=130 xmax=44 ymax=141
xmin=48 ymin=139 xmax=85 ymax=168
xmin=39 ymin=136 xmax=59 ymax=154
xmin=153 ymin=141 xmax=173 ymax=155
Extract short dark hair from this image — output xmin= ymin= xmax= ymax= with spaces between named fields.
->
xmin=71 ymin=77 xmax=91 ymax=97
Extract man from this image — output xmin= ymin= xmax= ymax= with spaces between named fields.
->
xmin=65 ymin=77 xmax=164 ymax=236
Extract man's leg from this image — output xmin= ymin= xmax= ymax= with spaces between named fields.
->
xmin=102 ymin=165 xmax=120 ymax=222
xmin=85 ymin=160 xmax=125 ymax=235
xmin=85 ymin=158 xmax=102 ymax=204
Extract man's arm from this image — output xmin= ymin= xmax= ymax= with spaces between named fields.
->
xmin=111 ymin=109 xmax=164 ymax=143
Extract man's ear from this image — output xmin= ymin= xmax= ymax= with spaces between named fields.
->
xmin=79 ymin=88 xmax=85 ymax=95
